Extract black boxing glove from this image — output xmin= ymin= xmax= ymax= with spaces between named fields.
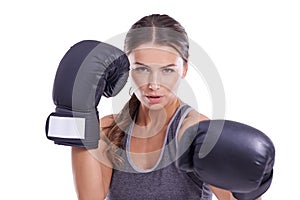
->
xmin=45 ymin=40 xmax=129 ymax=149
xmin=176 ymin=120 xmax=275 ymax=200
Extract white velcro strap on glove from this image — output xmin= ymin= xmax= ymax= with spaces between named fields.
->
xmin=47 ymin=116 xmax=85 ymax=139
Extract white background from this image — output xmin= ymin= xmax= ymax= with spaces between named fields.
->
xmin=1 ymin=0 xmax=299 ymax=199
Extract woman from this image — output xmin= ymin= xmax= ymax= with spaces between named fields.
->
xmin=72 ymin=14 xmax=261 ymax=200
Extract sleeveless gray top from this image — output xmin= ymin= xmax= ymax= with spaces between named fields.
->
xmin=106 ymin=104 xmax=212 ymax=200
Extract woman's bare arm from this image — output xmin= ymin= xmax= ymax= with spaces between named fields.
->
xmin=209 ymin=185 xmax=237 ymax=200
xmin=72 ymin=115 xmax=115 ymax=200
xmin=72 ymin=145 xmax=112 ymax=200
xmin=209 ymin=185 xmax=262 ymax=200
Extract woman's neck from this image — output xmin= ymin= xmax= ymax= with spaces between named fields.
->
xmin=133 ymin=99 xmax=181 ymax=138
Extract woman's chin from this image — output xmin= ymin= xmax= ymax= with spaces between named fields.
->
xmin=142 ymin=102 xmax=165 ymax=110
xmin=148 ymin=104 xmax=164 ymax=110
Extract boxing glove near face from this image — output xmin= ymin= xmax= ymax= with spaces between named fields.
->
xmin=176 ymin=120 xmax=275 ymax=199
xmin=45 ymin=40 xmax=129 ymax=149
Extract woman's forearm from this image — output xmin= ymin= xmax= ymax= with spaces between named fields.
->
xmin=72 ymin=147 xmax=107 ymax=200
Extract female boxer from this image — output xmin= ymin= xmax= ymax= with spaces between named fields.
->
xmin=71 ymin=14 xmax=264 ymax=200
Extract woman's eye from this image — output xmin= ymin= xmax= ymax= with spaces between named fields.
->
xmin=134 ymin=66 xmax=149 ymax=73
xmin=162 ymin=68 xmax=175 ymax=73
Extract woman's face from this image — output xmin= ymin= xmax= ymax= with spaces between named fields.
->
xmin=128 ymin=43 xmax=188 ymax=110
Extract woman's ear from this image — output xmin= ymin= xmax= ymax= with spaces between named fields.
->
xmin=182 ymin=56 xmax=189 ymax=78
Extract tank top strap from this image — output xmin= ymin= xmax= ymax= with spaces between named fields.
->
xmin=156 ymin=103 xmax=193 ymax=169
xmin=166 ymin=103 xmax=193 ymax=146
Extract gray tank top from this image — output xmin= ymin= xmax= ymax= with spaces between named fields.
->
xmin=106 ymin=104 xmax=212 ymax=200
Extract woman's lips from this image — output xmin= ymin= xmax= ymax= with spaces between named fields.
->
xmin=145 ymin=95 xmax=163 ymax=104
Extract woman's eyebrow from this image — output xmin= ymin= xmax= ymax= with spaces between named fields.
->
xmin=134 ymin=62 xmax=177 ymax=68
xmin=161 ymin=64 xmax=177 ymax=68
xmin=133 ymin=62 xmax=149 ymax=67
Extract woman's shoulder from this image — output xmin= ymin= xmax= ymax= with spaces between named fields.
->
xmin=100 ymin=114 xmax=117 ymax=128
xmin=177 ymin=108 xmax=209 ymax=141
xmin=185 ymin=109 xmax=209 ymax=122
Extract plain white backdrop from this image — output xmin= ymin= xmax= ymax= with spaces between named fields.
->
xmin=0 ymin=0 xmax=299 ymax=199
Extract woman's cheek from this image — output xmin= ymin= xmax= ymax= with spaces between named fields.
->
xmin=133 ymin=80 xmax=147 ymax=94
xmin=130 ymin=72 xmax=147 ymax=90
xmin=161 ymin=74 xmax=181 ymax=92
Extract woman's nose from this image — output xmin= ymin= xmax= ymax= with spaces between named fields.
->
xmin=148 ymin=72 xmax=160 ymax=90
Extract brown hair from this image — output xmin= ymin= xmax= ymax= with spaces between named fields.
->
xmin=125 ymin=14 xmax=189 ymax=63
xmin=102 ymin=14 xmax=189 ymax=166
